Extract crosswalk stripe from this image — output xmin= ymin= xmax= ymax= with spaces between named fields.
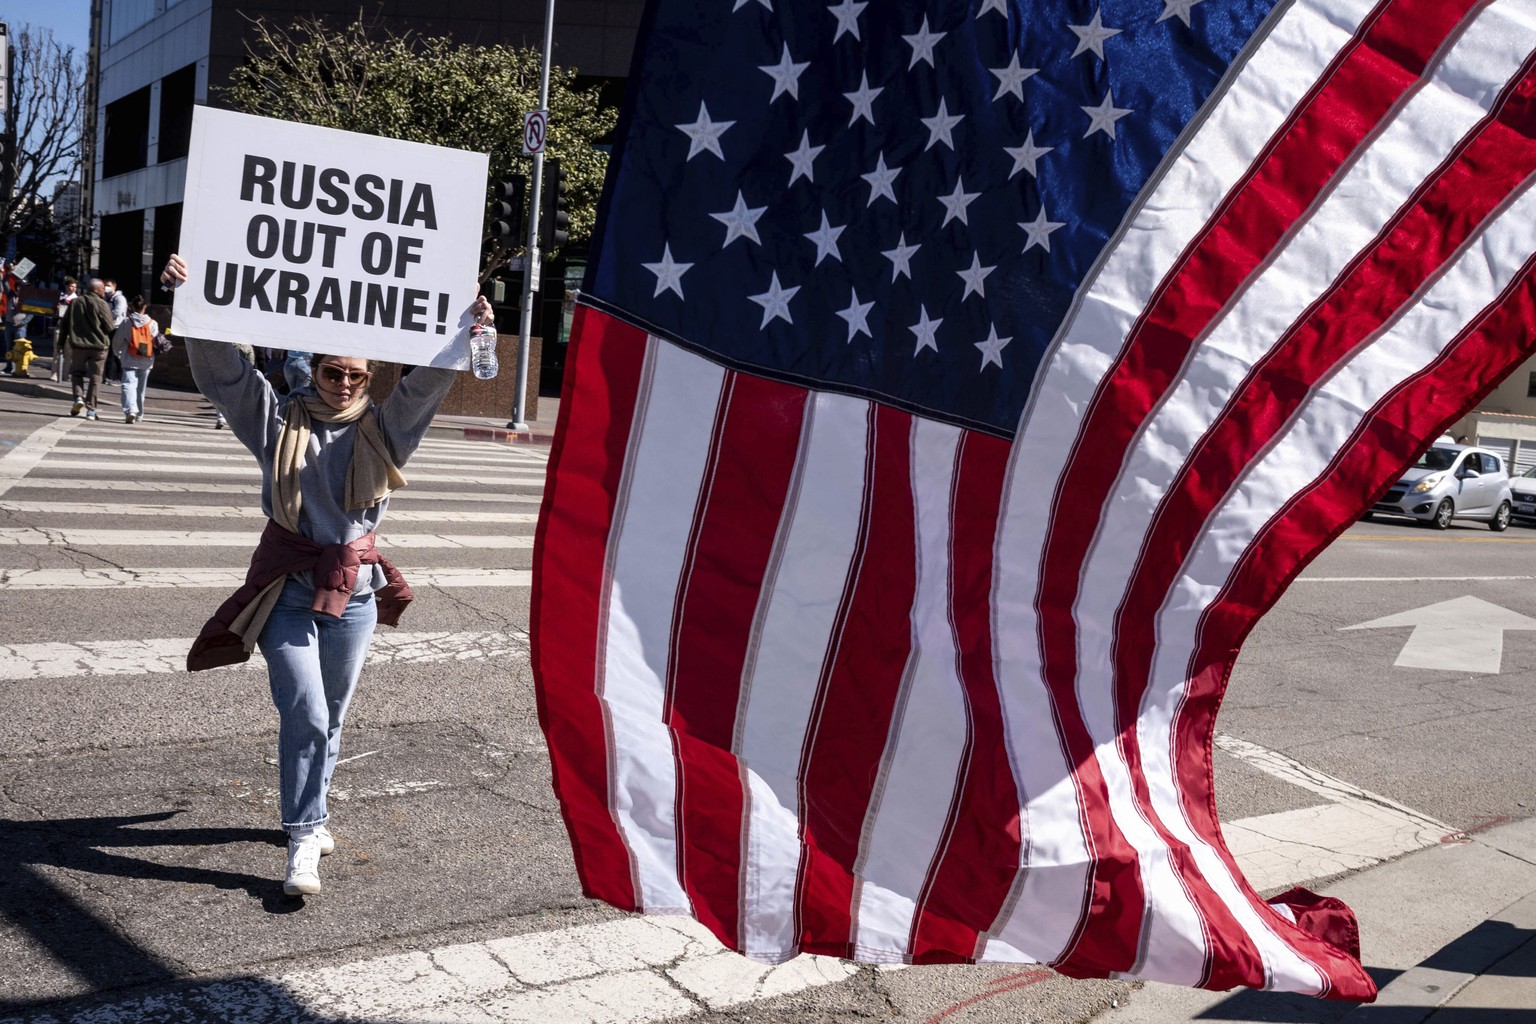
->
xmin=0 ymin=629 xmax=530 ymax=682
xmin=0 ymin=478 xmax=540 ymax=503
xmin=53 ymin=432 xmax=550 ymax=460
xmin=0 ymin=419 xmax=87 ymax=498
xmin=0 ymin=528 xmax=535 ymax=548
xmin=19 ymin=460 xmax=547 ymax=485
xmin=0 ymin=567 xmax=533 ymax=589
xmin=45 ymin=446 xmax=545 ymax=474
xmin=0 ymin=500 xmax=538 ymax=523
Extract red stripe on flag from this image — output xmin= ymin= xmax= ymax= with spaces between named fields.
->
xmin=796 ymin=404 xmax=917 ymax=957
xmin=909 ymin=431 xmax=1020 ymax=963
xmin=1181 ymin=249 xmax=1536 ymax=1002
xmin=532 ymin=305 xmax=649 ymax=910
xmin=1108 ymin=50 xmax=1536 ymax=991
xmin=666 ymin=372 xmax=809 ymax=949
xmin=1034 ymin=0 xmax=1477 ymax=976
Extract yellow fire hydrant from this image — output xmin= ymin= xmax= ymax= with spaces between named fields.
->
xmin=8 ymin=336 xmax=35 ymax=376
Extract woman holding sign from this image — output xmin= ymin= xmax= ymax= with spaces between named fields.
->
xmin=162 ymin=253 xmax=491 ymax=898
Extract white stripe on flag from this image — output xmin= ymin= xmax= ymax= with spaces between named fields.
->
xmin=603 ymin=338 xmax=724 ymax=913
xmin=1067 ymin=1 xmax=1534 ymax=987
xmin=853 ymin=417 xmax=968 ymax=955
xmin=737 ymin=392 xmax=869 ymax=959
xmin=986 ymin=0 xmax=1382 ymax=970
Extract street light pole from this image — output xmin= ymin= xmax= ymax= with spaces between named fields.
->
xmin=510 ymin=0 xmax=556 ymax=432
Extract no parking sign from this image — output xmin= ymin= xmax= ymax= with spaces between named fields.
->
xmin=522 ymin=111 xmax=547 ymax=156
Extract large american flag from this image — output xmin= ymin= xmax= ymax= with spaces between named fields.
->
xmin=532 ymin=0 xmax=1536 ymax=998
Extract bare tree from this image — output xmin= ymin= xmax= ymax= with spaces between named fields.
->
xmin=2 ymin=26 xmax=84 ymax=245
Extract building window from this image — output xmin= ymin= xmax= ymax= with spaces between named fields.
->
xmin=157 ymin=65 xmax=197 ymax=163
xmin=103 ymin=86 xmax=151 ymax=178
xmin=108 ymin=0 xmax=158 ymax=45
xmin=1527 ymin=371 xmax=1536 ymax=398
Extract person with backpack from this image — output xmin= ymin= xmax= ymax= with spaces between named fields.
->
xmin=111 ymin=295 xmax=166 ymax=423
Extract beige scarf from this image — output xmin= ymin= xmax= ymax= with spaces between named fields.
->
xmin=230 ymin=394 xmax=407 ymax=646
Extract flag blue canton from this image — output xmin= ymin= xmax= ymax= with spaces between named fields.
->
xmin=586 ymin=0 xmax=1280 ymax=438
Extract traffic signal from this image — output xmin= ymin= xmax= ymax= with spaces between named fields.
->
xmin=488 ymin=175 xmax=526 ymax=244
xmin=539 ymin=158 xmax=569 ymax=250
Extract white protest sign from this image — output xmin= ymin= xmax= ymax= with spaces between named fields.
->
xmin=173 ymin=108 xmax=489 ymax=367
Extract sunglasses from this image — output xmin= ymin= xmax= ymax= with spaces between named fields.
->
xmin=318 ymin=365 xmax=372 ymax=387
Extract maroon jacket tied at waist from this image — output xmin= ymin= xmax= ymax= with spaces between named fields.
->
xmin=187 ymin=520 xmax=413 ymax=672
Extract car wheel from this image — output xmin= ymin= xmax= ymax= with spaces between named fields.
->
xmin=1491 ymin=501 xmax=1511 ymax=532
xmin=1431 ymin=498 xmax=1454 ymax=530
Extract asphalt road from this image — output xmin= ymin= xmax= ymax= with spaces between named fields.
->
xmin=0 ymin=374 xmax=1530 ymax=1024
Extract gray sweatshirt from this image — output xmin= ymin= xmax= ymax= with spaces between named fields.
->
xmin=187 ymin=339 xmax=457 ymax=594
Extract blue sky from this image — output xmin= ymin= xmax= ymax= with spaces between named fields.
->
xmin=9 ymin=4 xmax=92 ymax=56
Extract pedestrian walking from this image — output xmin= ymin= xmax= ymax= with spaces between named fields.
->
xmin=53 ymin=278 xmax=78 ymax=382
xmin=102 ymin=278 xmax=129 ymax=385
xmin=110 ymin=295 xmax=163 ymax=423
xmin=64 ymin=279 xmax=115 ymax=420
xmin=1 ymin=260 xmax=22 ymax=375
xmin=164 ymin=253 xmax=489 ymax=897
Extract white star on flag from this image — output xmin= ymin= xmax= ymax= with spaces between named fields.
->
xmin=641 ymin=243 xmax=692 ymax=299
xmin=861 ymin=154 xmax=902 ymax=206
xmin=709 ymin=191 xmax=767 ymax=247
xmin=1020 ymin=205 xmax=1066 ymax=252
xmin=974 ymin=325 xmax=1011 ymax=369
xmin=844 ymin=71 xmax=883 ymax=126
xmin=1069 ymin=8 xmax=1122 ymax=61
xmin=989 ymin=53 xmax=1038 ymax=102
xmin=732 ymin=0 xmax=771 ymax=11
xmin=836 ymin=288 xmax=875 ymax=341
xmin=975 ymin=0 xmax=1008 ymax=18
xmin=827 ymin=0 xmax=866 ymax=42
xmin=805 ymin=211 xmax=846 ymax=265
xmin=909 ymin=304 xmax=942 ymax=355
xmin=938 ymin=177 xmax=981 ymax=227
xmin=1082 ymin=89 xmax=1133 ymax=139
xmin=956 ymin=252 xmax=995 ymax=300
xmin=785 ymin=130 xmax=826 ymax=185
xmin=921 ymin=98 xmax=964 ymax=151
xmin=1158 ymin=0 xmax=1206 ymax=27
xmin=881 ymin=233 xmax=920 ymax=281
xmin=902 ymin=16 xmax=945 ymax=69
xmin=758 ymin=45 xmax=810 ymax=102
xmin=1005 ymin=129 xmax=1053 ymax=178
xmin=675 ymin=102 xmax=735 ymax=160
xmin=748 ymin=271 xmax=799 ymax=327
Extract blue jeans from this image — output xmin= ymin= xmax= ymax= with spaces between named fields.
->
xmin=120 ymin=364 xmax=151 ymax=418
xmin=257 ymin=577 xmax=378 ymax=830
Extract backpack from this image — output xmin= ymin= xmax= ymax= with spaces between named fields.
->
xmin=127 ymin=319 xmax=154 ymax=358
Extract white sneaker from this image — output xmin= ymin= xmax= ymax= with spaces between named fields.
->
xmin=283 ymin=833 xmax=324 ymax=895
xmin=314 ymin=825 xmax=336 ymax=856
xmin=70 ymin=401 xmax=83 ymax=416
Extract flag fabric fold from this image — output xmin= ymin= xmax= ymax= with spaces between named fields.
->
xmin=532 ymin=0 xmax=1536 ymax=999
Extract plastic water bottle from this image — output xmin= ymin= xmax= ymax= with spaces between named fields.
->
xmin=470 ymin=322 xmax=499 ymax=379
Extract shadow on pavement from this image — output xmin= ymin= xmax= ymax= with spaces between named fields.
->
xmin=0 ymin=975 xmax=386 ymax=1024
xmin=0 ymin=810 xmax=292 ymax=1013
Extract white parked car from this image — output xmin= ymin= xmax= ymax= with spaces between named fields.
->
xmin=1510 ymin=466 xmax=1536 ymax=526
xmin=1368 ymin=444 xmax=1513 ymax=530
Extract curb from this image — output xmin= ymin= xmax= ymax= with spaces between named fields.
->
xmin=460 ymin=425 xmax=555 ymax=446
xmin=1340 ymin=889 xmax=1536 ymax=1022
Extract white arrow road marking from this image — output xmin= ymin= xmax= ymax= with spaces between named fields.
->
xmin=0 ymin=630 xmax=529 ymax=681
xmin=0 ymin=528 xmax=535 ymax=548
xmin=1339 ymin=595 xmax=1536 ymax=673
xmin=0 ymin=567 xmax=532 ymax=591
